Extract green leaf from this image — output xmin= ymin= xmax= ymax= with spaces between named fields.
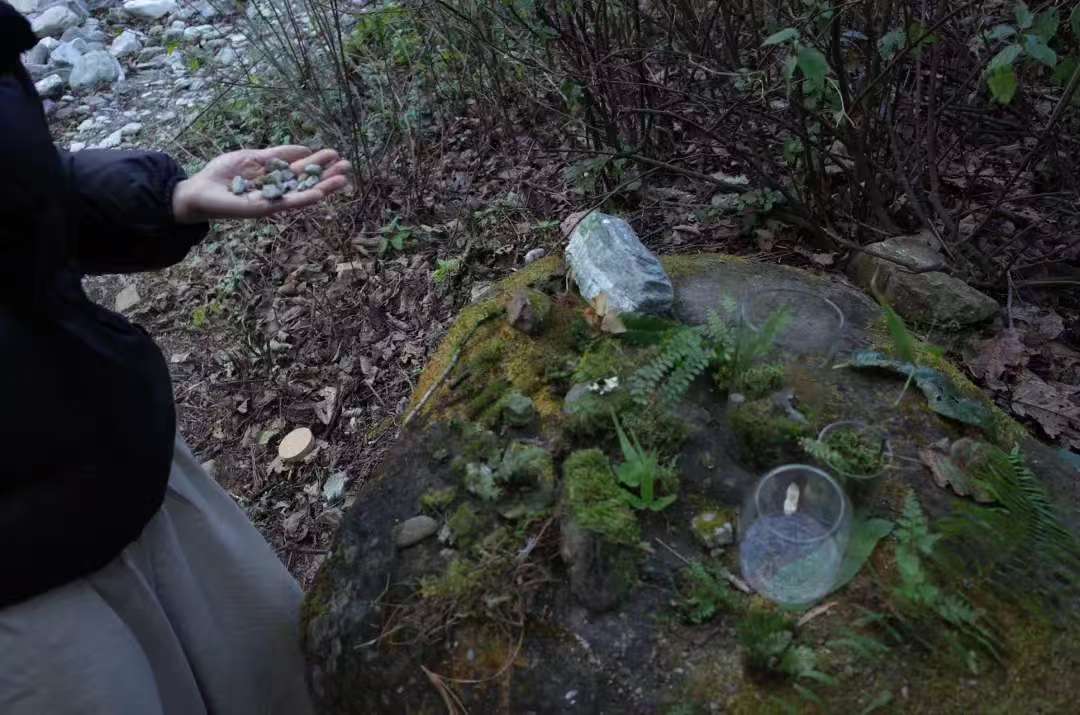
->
xmin=763 ymin=27 xmax=799 ymax=46
xmin=988 ymin=66 xmax=1019 ymax=104
xmin=797 ymin=46 xmax=829 ymax=92
xmin=1032 ymin=8 xmax=1060 ymax=41
xmin=882 ymin=302 xmax=915 ymax=364
xmin=1053 ymin=56 xmax=1078 ymax=86
xmin=648 ymin=494 xmax=678 ymax=511
xmin=782 ymin=53 xmax=798 ymax=83
xmin=988 ymin=42 xmax=1023 ymax=71
xmin=986 ymin=24 xmax=1017 ymax=41
xmin=1073 ymin=5 xmax=1080 ymax=39
xmin=1015 ymin=1 xmax=1034 ymax=30
xmin=878 ymin=28 xmax=905 ymax=59
xmin=391 ymin=233 xmax=405 ymax=251
xmin=831 ymin=517 xmax=894 ymax=593
xmin=1024 ymin=34 xmax=1057 ymax=67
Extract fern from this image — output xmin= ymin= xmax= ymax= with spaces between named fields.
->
xmin=628 ymin=324 xmax=714 ymax=406
xmin=941 ymin=446 xmax=1080 ymax=619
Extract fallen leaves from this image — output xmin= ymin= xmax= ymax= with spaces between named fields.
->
xmin=919 ymin=439 xmax=995 ymax=503
xmin=1011 ymin=371 xmax=1080 ymax=449
xmin=966 ymin=328 xmax=1027 ymax=390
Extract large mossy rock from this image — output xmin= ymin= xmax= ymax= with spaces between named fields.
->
xmin=303 ymin=255 xmax=1080 ymax=714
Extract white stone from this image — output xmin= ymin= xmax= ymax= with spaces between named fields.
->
xmin=50 ymin=40 xmax=86 ymax=68
xmin=110 ymin=30 xmax=143 ymax=58
xmin=114 ymin=284 xmax=141 ymax=312
xmin=69 ymin=142 xmax=87 ymax=152
xmin=120 ymin=122 xmax=142 ymax=136
xmin=98 ymin=129 xmax=124 ymax=149
xmin=123 ymin=0 xmax=178 ymax=21
xmin=31 ymin=6 xmax=81 ymax=38
xmin=9 ymin=0 xmax=42 ymax=14
xmin=69 ymin=50 xmax=122 ymax=91
xmin=77 ymin=118 xmax=95 ymax=132
xmin=24 ymin=40 xmax=51 ymax=66
xmin=34 ymin=74 xmax=65 ymax=100
xmin=524 ymin=248 xmax=546 ymax=265
xmin=214 ymin=47 xmax=236 ymax=66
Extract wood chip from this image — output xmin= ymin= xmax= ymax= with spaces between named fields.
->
xmin=278 ymin=427 xmax=315 ymax=463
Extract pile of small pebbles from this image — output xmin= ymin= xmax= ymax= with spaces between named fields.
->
xmin=230 ymin=158 xmax=324 ymax=201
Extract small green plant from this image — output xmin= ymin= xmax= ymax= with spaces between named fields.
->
xmin=433 ymin=257 xmax=462 ymax=285
xmin=800 ymin=427 xmax=887 ymax=477
xmin=738 ymin=610 xmax=834 ymax=688
xmin=978 ymin=2 xmax=1071 ymax=104
xmin=610 ymin=411 xmax=677 ymax=511
xmin=677 ymin=560 xmax=738 ymax=624
xmin=378 ymin=216 xmax=414 ymax=255
xmin=892 ymin=491 xmax=1002 ymax=666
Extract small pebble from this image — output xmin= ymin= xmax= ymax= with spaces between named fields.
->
xmin=298 ymin=176 xmax=319 ymax=191
xmin=262 ymin=184 xmax=284 ymax=200
xmin=266 ymin=157 xmax=290 ymax=171
xmin=303 ymin=163 xmax=323 ymax=177
xmin=230 ymin=176 xmax=248 ymax=195
xmin=282 ymin=180 xmax=298 ymax=192
xmin=280 ymin=169 xmax=296 ymax=182
xmin=264 ymin=169 xmax=283 ymax=185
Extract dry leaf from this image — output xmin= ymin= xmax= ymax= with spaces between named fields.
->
xmin=966 ymin=328 xmax=1027 ymax=391
xmin=1011 ymin=305 xmax=1065 ymax=345
xmin=919 ymin=441 xmax=994 ymax=503
xmin=1011 ymin=370 xmax=1080 ymax=448
xmin=314 ymin=386 xmax=338 ymax=425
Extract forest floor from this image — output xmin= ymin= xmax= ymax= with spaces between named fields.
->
xmin=57 ymin=7 xmax=1079 ymax=588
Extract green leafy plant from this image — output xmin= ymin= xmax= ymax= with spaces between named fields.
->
xmin=940 ymin=446 xmax=1080 ymax=619
xmin=433 ymin=257 xmax=462 ymax=285
xmin=378 ymin=216 xmax=414 ymax=255
xmin=892 ymin=491 xmax=1002 ymax=665
xmin=800 ymin=428 xmax=888 ymax=477
xmin=738 ymin=610 xmax=834 ymax=687
xmin=980 ymin=2 xmax=1066 ymax=104
xmin=610 ymin=411 xmax=677 ymax=511
xmin=677 ymin=560 xmax=738 ymax=624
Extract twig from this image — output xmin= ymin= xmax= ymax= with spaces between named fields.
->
xmin=656 ymin=538 xmax=752 ymax=593
xmin=796 ymin=600 xmax=838 ymax=628
xmin=420 ymin=665 xmax=468 ymax=715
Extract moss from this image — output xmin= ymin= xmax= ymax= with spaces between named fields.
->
xmin=690 ymin=509 xmax=736 ymax=550
xmin=563 ymin=449 xmax=640 ymax=545
xmin=660 ymin=253 xmax=751 ymax=279
xmin=730 ymin=398 xmax=812 ymax=470
xmin=564 ymin=389 xmax=690 ymax=458
xmin=466 ymin=379 xmax=511 ymax=421
xmin=498 ymin=442 xmax=555 ymax=488
xmin=506 ymin=287 xmax=552 ymax=335
xmin=573 ymin=339 xmax=626 ymax=383
xmin=498 ymin=390 xmax=535 ymax=428
xmin=447 ymin=502 xmax=482 ymax=545
xmin=820 ymin=427 xmax=887 ymax=476
xmin=736 ymin=362 xmax=785 ymax=400
xmin=452 ymin=422 xmax=501 ymax=464
xmin=419 ymin=556 xmax=484 ymax=599
xmin=420 ymin=486 xmax=457 ymax=513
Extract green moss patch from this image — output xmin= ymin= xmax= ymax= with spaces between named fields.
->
xmin=729 ymin=398 xmax=812 ymax=470
xmin=563 ymin=449 xmax=640 ymax=545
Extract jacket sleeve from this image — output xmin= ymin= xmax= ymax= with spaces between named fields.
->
xmin=62 ymin=149 xmax=210 ymax=275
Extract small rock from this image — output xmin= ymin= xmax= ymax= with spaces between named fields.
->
xmin=297 ymin=175 xmax=319 ymax=191
xmin=470 ymin=282 xmax=496 ymax=304
xmin=50 ymin=40 xmax=86 ymax=68
xmin=98 ymin=129 xmax=124 ymax=148
xmin=501 ymin=391 xmax=535 ymax=428
xmin=394 ymin=515 xmax=439 ymax=548
xmin=215 ymin=46 xmax=237 ymax=66
xmin=162 ymin=27 xmax=185 ymax=42
xmin=110 ymin=30 xmax=143 ymax=58
xmin=69 ymin=51 xmax=122 ymax=91
xmin=691 ymin=511 xmax=735 ymax=550
xmin=31 ymin=6 xmax=81 ymax=38
xmin=565 ymin=212 xmax=674 ymax=316
xmin=120 ymin=122 xmax=142 ymax=136
xmin=322 ymin=472 xmax=347 ymax=503
xmin=266 ymin=157 xmax=290 ymax=171
xmin=200 ymin=459 xmax=217 ymax=478
xmin=262 ymin=184 xmax=284 ymax=200
xmin=24 ymin=40 xmax=52 ymax=66
xmin=278 ymin=427 xmax=315 ymax=463
xmin=114 ymin=284 xmax=141 ymax=312
xmin=123 ymin=0 xmax=179 ymax=21
xmin=523 ymin=247 xmax=546 ymax=265
xmin=34 ymin=74 xmax=65 ymax=100
xmin=506 ymin=287 xmax=551 ymax=335
xmin=9 ymin=0 xmax=42 ymax=15
xmin=303 ymin=163 xmax=323 ymax=176
xmin=69 ymin=141 xmax=86 ymax=152
xmin=230 ymin=176 xmax=248 ymax=195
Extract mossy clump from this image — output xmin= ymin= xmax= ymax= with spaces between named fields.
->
xmin=564 ymin=389 xmax=690 ymax=458
xmin=451 ymin=422 xmax=501 ymax=466
xmin=447 ymin=502 xmax=483 ymax=546
xmin=730 ymin=398 xmax=812 ymax=470
xmin=733 ymin=362 xmax=785 ymax=400
xmin=498 ymin=442 xmax=555 ymax=488
xmin=499 ymin=391 xmax=535 ymax=428
xmin=419 ymin=556 xmax=485 ymax=600
xmin=801 ymin=425 xmax=888 ymax=478
xmin=690 ymin=509 xmax=736 ymax=550
xmin=563 ymin=449 xmax=639 ymax=545
xmin=506 ymin=287 xmax=552 ymax=335
xmin=420 ymin=486 xmax=457 ymax=513
xmin=466 ymin=380 xmax=512 ymax=423
xmin=573 ymin=339 xmax=626 ymax=383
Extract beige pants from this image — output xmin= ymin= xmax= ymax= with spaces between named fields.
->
xmin=0 ymin=436 xmax=314 ymax=715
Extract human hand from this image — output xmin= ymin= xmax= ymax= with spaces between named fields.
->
xmin=171 ymin=145 xmax=351 ymax=224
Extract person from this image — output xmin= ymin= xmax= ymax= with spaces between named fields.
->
xmin=1 ymin=4 xmax=351 ymax=713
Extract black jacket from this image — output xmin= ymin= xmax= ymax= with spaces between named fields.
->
xmin=1 ymin=4 xmax=209 ymax=608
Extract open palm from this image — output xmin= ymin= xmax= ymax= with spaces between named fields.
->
xmin=173 ymin=145 xmax=351 ymax=223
